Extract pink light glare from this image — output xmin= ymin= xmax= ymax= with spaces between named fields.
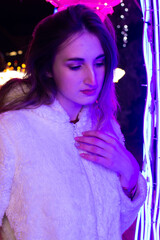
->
xmin=46 ymin=0 xmax=121 ymax=19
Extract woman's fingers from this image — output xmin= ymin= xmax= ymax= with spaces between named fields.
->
xmin=75 ymin=130 xmax=119 ymax=152
xmin=75 ymin=131 xmax=120 ymax=162
xmin=82 ymin=130 xmax=118 ymax=145
xmin=75 ymin=130 xmax=140 ymax=190
xmin=75 ymin=133 xmax=118 ymax=170
xmin=80 ymin=152 xmax=104 ymax=163
xmin=79 ymin=152 xmax=114 ymax=169
xmin=75 ymin=135 xmax=107 ymax=150
xmin=75 ymin=140 xmax=108 ymax=158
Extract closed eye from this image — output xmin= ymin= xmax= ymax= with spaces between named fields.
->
xmin=95 ymin=56 xmax=106 ymax=67
xmin=68 ymin=65 xmax=82 ymax=70
xmin=95 ymin=62 xmax=105 ymax=67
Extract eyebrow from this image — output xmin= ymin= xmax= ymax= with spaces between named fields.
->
xmin=66 ymin=54 xmax=105 ymax=62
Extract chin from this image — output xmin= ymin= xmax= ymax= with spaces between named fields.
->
xmin=80 ymin=99 xmax=97 ymax=106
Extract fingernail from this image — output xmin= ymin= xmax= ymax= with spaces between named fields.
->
xmin=74 ymin=137 xmax=79 ymax=141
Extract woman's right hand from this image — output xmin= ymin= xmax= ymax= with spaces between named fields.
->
xmin=75 ymin=130 xmax=140 ymax=191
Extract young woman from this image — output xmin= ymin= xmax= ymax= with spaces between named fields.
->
xmin=0 ymin=4 xmax=146 ymax=240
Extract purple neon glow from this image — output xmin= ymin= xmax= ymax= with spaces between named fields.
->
xmin=46 ymin=0 xmax=121 ymax=19
xmin=135 ymin=0 xmax=160 ymax=239
xmin=153 ymin=0 xmax=160 ymax=238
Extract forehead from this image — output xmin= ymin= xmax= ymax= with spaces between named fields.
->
xmin=56 ymin=31 xmax=104 ymax=59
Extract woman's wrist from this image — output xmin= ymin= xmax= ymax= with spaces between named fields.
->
xmin=119 ymin=158 xmax=140 ymax=194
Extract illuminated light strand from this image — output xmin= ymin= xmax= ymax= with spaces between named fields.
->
xmin=143 ymin=7 xmax=154 ymax=238
xmin=135 ymin=0 xmax=160 ymax=239
xmin=141 ymin=2 xmax=153 ymax=240
xmin=135 ymin=0 xmax=153 ymax=239
xmin=5 ymin=50 xmax=23 ymax=57
xmin=119 ymin=0 xmax=129 ymax=48
xmin=153 ymin=0 xmax=160 ymax=238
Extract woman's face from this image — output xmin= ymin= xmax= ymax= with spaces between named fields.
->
xmin=52 ymin=31 xmax=105 ymax=120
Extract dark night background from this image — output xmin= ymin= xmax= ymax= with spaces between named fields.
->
xmin=0 ymin=0 xmax=146 ymax=168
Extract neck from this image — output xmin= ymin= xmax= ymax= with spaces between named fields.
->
xmin=55 ymin=97 xmax=82 ymax=122
xmin=70 ymin=112 xmax=81 ymax=123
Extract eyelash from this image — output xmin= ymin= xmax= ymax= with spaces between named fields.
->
xmin=95 ymin=62 xmax=105 ymax=67
xmin=68 ymin=61 xmax=105 ymax=71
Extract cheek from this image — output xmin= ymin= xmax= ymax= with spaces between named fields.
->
xmin=55 ymin=71 xmax=79 ymax=89
xmin=55 ymin=76 xmax=75 ymax=94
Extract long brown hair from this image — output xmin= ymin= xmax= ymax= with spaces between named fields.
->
xmin=0 ymin=4 xmax=118 ymax=130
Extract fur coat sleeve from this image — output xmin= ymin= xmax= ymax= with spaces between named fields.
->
xmin=112 ymin=120 xmax=147 ymax=233
xmin=0 ymin=120 xmax=15 ymax=226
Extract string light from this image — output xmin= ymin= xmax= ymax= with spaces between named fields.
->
xmin=120 ymin=14 xmax=124 ymax=19
xmin=7 ymin=62 xmax=12 ymax=67
xmin=17 ymin=50 xmax=23 ymax=55
xmin=135 ymin=0 xmax=160 ymax=239
xmin=21 ymin=63 xmax=26 ymax=69
xmin=112 ymin=0 xmax=129 ymax=48
xmin=123 ymin=36 xmax=127 ymax=42
xmin=8 ymin=51 xmax=17 ymax=56
xmin=5 ymin=50 xmax=23 ymax=57
xmin=152 ymin=0 xmax=160 ymax=236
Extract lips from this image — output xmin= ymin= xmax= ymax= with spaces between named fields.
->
xmin=80 ymin=89 xmax=97 ymax=96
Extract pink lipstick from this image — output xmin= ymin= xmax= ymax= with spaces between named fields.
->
xmin=80 ymin=89 xmax=97 ymax=96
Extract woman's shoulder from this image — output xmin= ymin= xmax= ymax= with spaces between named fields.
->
xmin=0 ymin=108 xmax=25 ymax=123
xmin=0 ymin=109 xmax=29 ymax=139
xmin=0 ymin=101 xmax=57 ymax=134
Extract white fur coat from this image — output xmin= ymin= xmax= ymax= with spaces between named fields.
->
xmin=0 ymin=100 xmax=147 ymax=240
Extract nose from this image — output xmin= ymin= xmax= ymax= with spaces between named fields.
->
xmin=83 ymin=65 xmax=97 ymax=87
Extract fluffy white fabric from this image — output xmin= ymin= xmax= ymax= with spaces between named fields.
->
xmin=0 ymin=100 xmax=147 ymax=240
